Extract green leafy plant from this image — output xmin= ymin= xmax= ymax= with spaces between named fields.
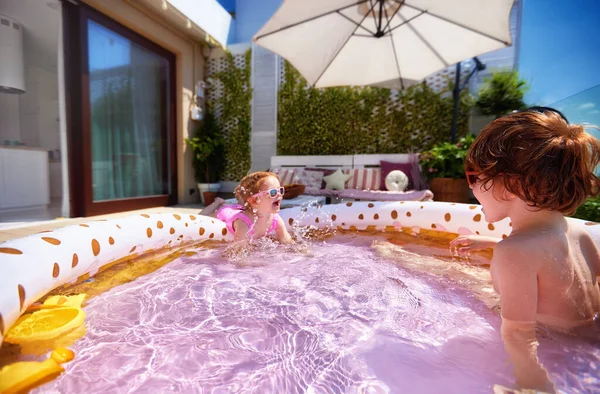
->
xmin=573 ymin=196 xmax=600 ymax=222
xmin=419 ymin=134 xmax=476 ymax=180
xmin=185 ymin=108 xmax=224 ymax=183
xmin=278 ymin=60 xmax=473 ymax=155
xmin=475 ymin=70 xmax=529 ymax=118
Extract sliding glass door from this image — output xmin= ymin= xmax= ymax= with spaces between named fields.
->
xmin=65 ymin=3 xmax=176 ymax=216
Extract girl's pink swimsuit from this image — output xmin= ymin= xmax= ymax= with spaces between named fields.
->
xmin=217 ymin=204 xmax=279 ymax=237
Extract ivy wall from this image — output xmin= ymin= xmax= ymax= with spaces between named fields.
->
xmin=278 ymin=61 xmax=473 ymax=155
xmin=207 ymin=50 xmax=252 ymax=181
xmin=207 ymin=53 xmax=474 ymax=181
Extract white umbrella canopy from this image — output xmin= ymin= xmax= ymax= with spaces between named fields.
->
xmin=253 ymin=0 xmax=514 ymax=89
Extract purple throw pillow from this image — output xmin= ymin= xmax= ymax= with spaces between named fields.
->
xmin=306 ymin=167 xmax=337 ymax=189
xmin=380 ymin=161 xmax=415 ymax=190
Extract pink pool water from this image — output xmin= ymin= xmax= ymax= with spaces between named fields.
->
xmin=36 ymin=235 xmax=599 ymax=393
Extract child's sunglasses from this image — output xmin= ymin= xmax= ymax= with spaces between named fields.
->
xmin=465 ymin=171 xmax=480 ymax=186
xmin=252 ymin=187 xmax=285 ymax=199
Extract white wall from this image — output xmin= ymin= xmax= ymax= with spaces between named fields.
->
xmin=250 ymin=43 xmax=278 ymax=172
xmin=0 ymin=66 xmax=59 ymax=149
xmin=0 ymin=93 xmax=21 ymax=142
xmin=18 ymin=66 xmax=59 ymax=150
xmin=0 ymin=0 xmax=61 ymax=199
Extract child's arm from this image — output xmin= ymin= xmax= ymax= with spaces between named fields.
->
xmin=492 ymin=242 xmax=555 ymax=393
xmin=233 ymin=219 xmax=250 ymax=242
xmin=581 ymin=231 xmax=600 ymax=278
xmin=200 ymin=197 xmax=225 ymax=217
xmin=450 ymin=234 xmax=500 ymax=255
xmin=275 ymin=216 xmax=294 ymax=244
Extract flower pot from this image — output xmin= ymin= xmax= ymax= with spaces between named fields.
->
xmin=197 ymin=183 xmax=221 ymax=205
xmin=203 ymin=191 xmax=217 ymax=206
xmin=428 ymin=178 xmax=470 ymax=203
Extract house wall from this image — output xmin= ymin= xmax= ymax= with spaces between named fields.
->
xmin=18 ymin=67 xmax=59 ymax=150
xmin=0 ymin=94 xmax=21 ymax=143
xmin=0 ymin=0 xmax=61 ymax=199
xmin=83 ymin=0 xmax=206 ymax=205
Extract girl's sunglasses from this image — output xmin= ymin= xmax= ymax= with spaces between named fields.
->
xmin=465 ymin=171 xmax=480 ymax=186
xmin=252 ymin=187 xmax=285 ymax=199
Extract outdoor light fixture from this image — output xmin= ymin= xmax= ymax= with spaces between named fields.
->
xmin=0 ymin=14 xmax=25 ymax=94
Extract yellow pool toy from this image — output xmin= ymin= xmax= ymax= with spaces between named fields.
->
xmin=0 ymin=347 xmax=75 ymax=394
xmin=4 ymin=295 xmax=86 ymax=355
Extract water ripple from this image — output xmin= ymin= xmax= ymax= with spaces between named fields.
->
xmin=35 ymin=235 xmax=599 ymax=393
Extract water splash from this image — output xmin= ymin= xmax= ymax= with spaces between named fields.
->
xmin=290 ymin=201 xmax=337 ymax=241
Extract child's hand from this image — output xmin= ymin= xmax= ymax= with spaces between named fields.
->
xmin=214 ymin=197 xmax=225 ymax=206
xmin=450 ymin=234 xmax=500 ymax=255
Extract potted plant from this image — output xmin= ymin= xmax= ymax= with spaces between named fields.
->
xmin=475 ymin=70 xmax=528 ymax=118
xmin=185 ymin=108 xmax=225 ymax=206
xmin=420 ymin=134 xmax=475 ymax=203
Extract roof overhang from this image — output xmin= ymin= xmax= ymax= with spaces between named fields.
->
xmin=135 ymin=0 xmax=231 ymax=48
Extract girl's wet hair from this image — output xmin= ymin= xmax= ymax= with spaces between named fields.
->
xmin=465 ymin=108 xmax=600 ymax=215
xmin=234 ymin=171 xmax=279 ymax=207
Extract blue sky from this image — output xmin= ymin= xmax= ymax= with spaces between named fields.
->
xmin=518 ymin=0 xmax=600 ymax=106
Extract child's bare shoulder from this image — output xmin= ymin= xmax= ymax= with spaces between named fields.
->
xmin=497 ymin=232 xmax=544 ymax=251
xmin=493 ymin=235 xmax=546 ymax=270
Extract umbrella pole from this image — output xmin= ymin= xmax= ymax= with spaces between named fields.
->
xmin=450 ymin=58 xmax=486 ymax=143
xmin=451 ymin=63 xmax=461 ymax=143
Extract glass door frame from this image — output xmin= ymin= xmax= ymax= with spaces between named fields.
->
xmin=63 ymin=2 xmax=177 ymax=217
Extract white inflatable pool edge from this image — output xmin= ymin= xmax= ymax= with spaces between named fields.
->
xmin=2 ymin=201 xmax=599 ymax=345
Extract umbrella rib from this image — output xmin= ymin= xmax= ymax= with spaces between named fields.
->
xmin=387 ymin=11 xmax=425 ymax=34
xmin=254 ymin=0 xmax=370 ymax=41
xmin=336 ymin=11 xmax=377 ymax=36
xmin=380 ymin=0 xmax=404 ymax=34
xmin=312 ymin=1 xmax=378 ymax=87
xmin=368 ymin=0 xmax=379 ymax=34
xmin=398 ymin=1 xmax=511 ymax=45
xmin=376 ymin=0 xmax=384 ymax=34
xmin=384 ymin=5 xmax=405 ymax=89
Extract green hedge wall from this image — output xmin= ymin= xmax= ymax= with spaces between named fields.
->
xmin=278 ymin=61 xmax=473 ymax=155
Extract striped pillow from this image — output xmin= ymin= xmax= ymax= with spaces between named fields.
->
xmin=270 ymin=167 xmax=295 ymax=185
xmin=344 ymin=168 xmax=382 ymax=190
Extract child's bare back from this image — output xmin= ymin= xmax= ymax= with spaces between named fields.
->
xmin=492 ymin=217 xmax=600 ymax=334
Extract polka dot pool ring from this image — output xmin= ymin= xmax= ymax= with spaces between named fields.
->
xmin=277 ymin=200 xmax=600 ymax=244
xmin=278 ymin=201 xmax=513 ymax=237
xmin=1 ymin=202 xmax=599 ymax=345
xmin=0 ymin=213 xmax=231 ymax=344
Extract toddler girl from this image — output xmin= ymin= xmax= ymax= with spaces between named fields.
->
xmin=201 ymin=171 xmax=293 ymax=244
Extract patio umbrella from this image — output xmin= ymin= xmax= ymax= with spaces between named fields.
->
xmin=253 ymin=0 xmax=515 ymax=89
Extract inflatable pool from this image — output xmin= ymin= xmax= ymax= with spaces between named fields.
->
xmin=1 ymin=201 xmax=599 ymax=393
